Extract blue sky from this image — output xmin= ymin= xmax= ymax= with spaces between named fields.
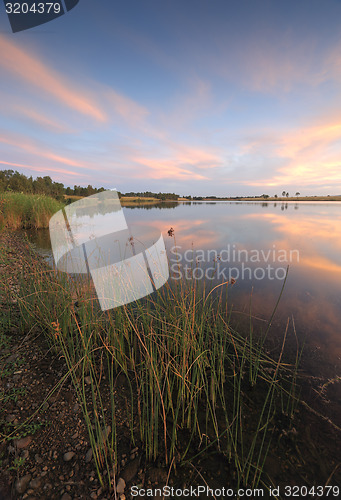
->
xmin=1 ymin=0 xmax=341 ymax=196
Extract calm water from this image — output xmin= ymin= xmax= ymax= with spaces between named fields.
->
xmin=28 ymin=201 xmax=341 ymax=372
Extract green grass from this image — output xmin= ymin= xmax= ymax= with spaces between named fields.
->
xmin=9 ymin=243 xmax=301 ymax=496
xmin=0 ymin=192 xmax=64 ymax=230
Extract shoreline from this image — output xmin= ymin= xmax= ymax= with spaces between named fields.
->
xmin=0 ymin=232 xmax=340 ymax=498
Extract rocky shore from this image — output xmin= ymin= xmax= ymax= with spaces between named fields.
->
xmin=0 ymin=233 xmax=171 ymax=499
xmin=1 ymin=231 xmax=340 ymax=499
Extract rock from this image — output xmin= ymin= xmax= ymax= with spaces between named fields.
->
xmin=15 ymin=474 xmax=32 ymax=494
xmin=116 ymin=477 xmax=126 ymax=494
xmin=29 ymin=478 xmax=42 ymax=490
xmin=85 ymin=376 xmax=91 ymax=385
xmin=85 ymin=448 xmax=93 ymax=463
xmin=121 ymin=457 xmax=141 ymax=483
xmin=147 ymin=467 xmax=168 ymax=484
xmin=15 ymin=436 xmax=32 ymax=449
xmin=63 ymin=451 xmax=75 ymax=462
xmin=61 ymin=494 xmax=72 ymax=500
xmin=35 ymin=454 xmax=43 ymax=464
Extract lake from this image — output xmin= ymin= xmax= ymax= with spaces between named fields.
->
xmin=28 ymin=200 xmax=341 ymax=377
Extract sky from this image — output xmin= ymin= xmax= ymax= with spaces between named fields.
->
xmin=1 ymin=0 xmax=341 ymax=196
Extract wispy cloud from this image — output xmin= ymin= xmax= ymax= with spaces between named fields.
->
xmin=103 ymin=88 xmax=149 ymax=127
xmin=234 ymin=113 xmax=341 ymax=190
xmin=132 ymin=157 xmax=208 ymax=180
xmin=0 ymin=35 xmax=106 ymax=122
xmin=0 ymin=160 xmax=80 ymax=177
xmin=0 ymin=132 xmax=85 ymax=168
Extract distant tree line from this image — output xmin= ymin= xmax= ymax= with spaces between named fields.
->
xmin=122 ymin=191 xmax=179 ymax=200
xmin=0 ymin=170 xmax=182 ymax=202
xmin=0 ymin=169 xmax=106 ymax=200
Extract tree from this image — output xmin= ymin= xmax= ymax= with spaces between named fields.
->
xmin=282 ymin=191 xmax=286 ymax=197
xmin=286 ymin=192 xmax=289 ymax=197
xmin=295 ymin=192 xmax=300 ymax=197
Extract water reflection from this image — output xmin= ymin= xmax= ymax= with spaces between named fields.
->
xmin=28 ymin=201 xmax=341 ymax=364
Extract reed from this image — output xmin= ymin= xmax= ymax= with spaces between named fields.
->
xmin=0 ymin=192 xmax=63 ymax=230
xmin=11 ymin=241 xmax=300 ymax=494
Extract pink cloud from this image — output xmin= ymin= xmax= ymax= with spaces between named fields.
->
xmin=0 ymin=35 xmax=106 ymax=123
xmin=103 ymin=88 xmax=149 ymax=127
xmin=0 ymin=160 xmax=79 ymax=177
xmin=0 ymin=133 xmax=84 ymax=169
xmin=132 ymin=157 xmax=208 ymax=180
xmin=12 ymin=105 xmax=73 ymax=133
xmin=238 ymin=116 xmax=341 ymax=189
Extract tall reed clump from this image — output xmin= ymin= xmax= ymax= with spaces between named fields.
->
xmin=15 ymin=243 xmax=301 ymax=494
xmin=0 ymin=192 xmax=63 ymax=230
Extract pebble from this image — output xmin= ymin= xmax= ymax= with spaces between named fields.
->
xmin=63 ymin=451 xmax=75 ymax=462
xmin=15 ymin=436 xmax=33 ymax=449
xmin=35 ymin=454 xmax=43 ymax=464
xmin=29 ymin=478 xmax=42 ymax=490
xmin=85 ymin=376 xmax=91 ymax=385
xmin=85 ymin=448 xmax=93 ymax=463
xmin=116 ymin=477 xmax=126 ymax=494
xmin=15 ymin=474 xmax=32 ymax=494
xmin=61 ymin=494 xmax=72 ymax=500
xmin=121 ymin=457 xmax=140 ymax=483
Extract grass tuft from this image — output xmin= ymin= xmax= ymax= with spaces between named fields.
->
xmin=0 ymin=192 xmax=63 ymax=230
xmin=10 ymin=243 xmax=301 ymax=494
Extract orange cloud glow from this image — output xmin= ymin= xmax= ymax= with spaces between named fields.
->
xmin=243 ymin=118 xmax=341 ymax=188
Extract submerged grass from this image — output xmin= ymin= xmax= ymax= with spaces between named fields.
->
xmin=7 ymin=239 xmax=301 ymax=495
xmin=0 ymin=192 xmax=63 ymax=230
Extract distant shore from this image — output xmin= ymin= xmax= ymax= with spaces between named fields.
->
xmin=122 ymin=195 xmax=341 ymax=203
